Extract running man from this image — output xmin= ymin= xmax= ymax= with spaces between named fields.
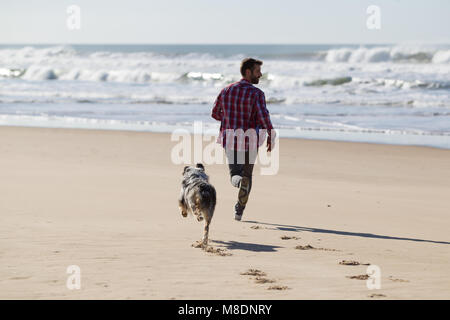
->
xmin=211 ymin=58 xmax=275 ymax=221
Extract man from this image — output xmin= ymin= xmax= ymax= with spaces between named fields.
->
xmin=211 ymin=58 xmax=275 ymax=221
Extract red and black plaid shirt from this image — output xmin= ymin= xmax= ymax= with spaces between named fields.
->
xmin=211 ymin=79 xmax=274 ymax=151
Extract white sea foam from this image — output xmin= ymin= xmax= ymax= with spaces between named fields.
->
xmin=325 ymin=45 xmax=446 ymax=63
xmin=432 ymin=50 xmax=450 ymax=64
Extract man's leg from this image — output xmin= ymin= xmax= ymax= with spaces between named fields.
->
xmin=235 ymin=149 xmax=257 ymax=219
xmin=226 ymin=148 xmax=244 ymax=187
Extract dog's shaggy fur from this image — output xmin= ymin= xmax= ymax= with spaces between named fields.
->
xmin=178 ymin=163 xmax=216 ymax=248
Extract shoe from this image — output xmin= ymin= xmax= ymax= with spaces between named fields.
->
xmin=234 ymin=203 xmax=244 ymax=221
xmin=231 ymin=175 xmax=242 ymax=188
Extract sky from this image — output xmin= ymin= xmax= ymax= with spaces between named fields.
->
xmin=1 ymin=0 xmax=449 ymax=44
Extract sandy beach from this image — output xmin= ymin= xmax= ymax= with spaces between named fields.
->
xmin=0 ymin=125 xmax=449 ymax=300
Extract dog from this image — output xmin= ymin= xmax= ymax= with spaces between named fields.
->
xmin=178 ymin=163 xmax=216 ymax=248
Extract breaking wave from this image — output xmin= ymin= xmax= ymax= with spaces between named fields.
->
xmin=324 ymin=46 xmax=450 ymax=63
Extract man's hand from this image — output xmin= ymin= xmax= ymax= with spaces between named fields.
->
xmin=266 ymin=130 xmax=276 ymax=152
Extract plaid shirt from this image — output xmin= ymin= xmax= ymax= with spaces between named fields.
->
xmin=211 ymin=79 xmax=274 ymax=151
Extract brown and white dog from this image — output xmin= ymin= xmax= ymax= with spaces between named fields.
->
xmin=178 ymin=163 xmax=216 ymax=248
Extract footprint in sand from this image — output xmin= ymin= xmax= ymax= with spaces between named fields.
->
xmin=295 ymin=244 xmax=315 ymax=250
xmin=192 ymin=240 xmax=205 ymax=248
xmin=250 ymin=225 xmax=264 ymax=230
xmin=295 ymin=244 xmax=340 ymax=252
xmin=240 ymin=269 xmax=290 ymax=290
xmin=388 ymin=276 xmax=409 ymax=283
xmin=281 ymin=235 xmax=300 ymax=240
xmin=240 ymin=269 xmax=267 ymax=277
xmin=254 ymin=277 xmax=276 ymax=284
xmin=192 ymin=242 xmax=232 ymax=256
xmin=267 ymin=285 xmax=290 ymax=290
xmin=339 ymin=260 xmax=370 ymax=266
xmin=368 ymin=293 xmax=386 ymax=298
xmin=346 ymin=274 xmax=369 ymax=280
xmin=204 ymin=246 xmax=232 ymax=256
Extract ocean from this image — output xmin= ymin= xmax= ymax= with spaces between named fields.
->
xmin=0 ymin=44 xmax=449 ymax=148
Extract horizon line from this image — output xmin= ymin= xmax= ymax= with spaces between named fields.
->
xmin=3 ymin=42 xmax=445 ymax=46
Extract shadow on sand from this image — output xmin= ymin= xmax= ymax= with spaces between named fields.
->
xmin=242 ymin=220 xmax=450 ymax=245
xmin=212 ymin=240 xmax=283 ymax=252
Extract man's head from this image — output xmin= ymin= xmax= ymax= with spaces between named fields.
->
xmin=240 ymin=58 xmax=263 ymax=84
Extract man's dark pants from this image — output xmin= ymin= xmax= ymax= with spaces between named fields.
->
xmin=226 ymin=148 xmax=258 ymax=212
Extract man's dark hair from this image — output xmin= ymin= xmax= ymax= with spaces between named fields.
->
xmin=240 ymin=58 xmax=263 ymax=77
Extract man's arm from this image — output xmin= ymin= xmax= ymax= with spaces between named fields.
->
xmin=255 ymin=91 xmax=276 ymax=151
xmin=211 ymin=92 xmax=223 ymax=121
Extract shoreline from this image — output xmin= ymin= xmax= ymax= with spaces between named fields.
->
xmin=0 ymin=123 xmax=448 ymax=151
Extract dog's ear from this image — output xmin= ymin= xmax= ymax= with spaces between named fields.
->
xmin=196 ymin=163 xmax=205 ymax=171
xmin=183 ymin=166 xmax=189 ymax=175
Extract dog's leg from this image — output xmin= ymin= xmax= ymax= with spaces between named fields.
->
xmin=194 ymin=196 xmax=203 ymax=221
xmin=178 ymin=200 xmax=187 ymax=218
xmin=178 ymin=188 xmax=188 ymax=217
xmin=202 ymin=214 xmax=211 ymax=247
